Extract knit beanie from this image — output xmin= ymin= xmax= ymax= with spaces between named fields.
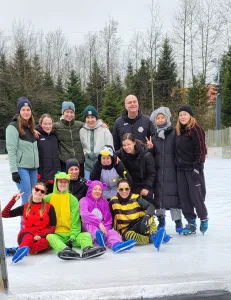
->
xmin=178 ymin=105 xmax=194 ymax=116
xmin=83 ymin=105 xmax=98 ymax=119
xmin=66 ymin=158 xmax=80 ymax=173
xmin=17 ymin=97 xmax=32 ymax=114
xmin=61 ymin=101 xmax=75 ymax=114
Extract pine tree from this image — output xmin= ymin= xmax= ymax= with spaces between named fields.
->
xmin=155 ymin=38 xmax=178 ymax=108
xmin=124 ymin=62 xmax=135 ymax=95
xmin=65 ymin=70 xmax=87 ymax=121
xmin=86 ymin=60 xmax=107 ymax=112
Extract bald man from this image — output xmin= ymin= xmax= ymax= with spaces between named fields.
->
xmin=113 ymin=95 xmax=155 ymax=150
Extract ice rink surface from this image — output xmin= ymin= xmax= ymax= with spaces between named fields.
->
xmin=0 ymin=157 xmax=231 ymax=300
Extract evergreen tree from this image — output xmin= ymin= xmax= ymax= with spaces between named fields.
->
xmin=221 ymin=48 xmax=231 ymax=127
xmin=65 ymin=70 xmax=87 ymax=120
xmin=155 ymin=38 xmax=178 ymax=108
xmin=124 ymin=62 xmax=135 ymax=95
xmin=86 ymin=60 xmax=107 ymax=112
xmin=101 ymin=79 xmax=124 ymax=130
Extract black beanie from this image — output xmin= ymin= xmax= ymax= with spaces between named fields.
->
xmin=17 ymin=97 xmax=32 ymax=114
xmin=66 ymin=158 xmax=80 ymax=173
xmin=178 ymin=105 xmax=194 ymax=116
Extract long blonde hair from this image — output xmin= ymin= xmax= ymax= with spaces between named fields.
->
xmin=17 ymin=114 xmax=35 ymax=137
xmin=26 ymin=182 xmax=47 ymax=217
xmin=176 ymin=116 xmax=197 ymax=136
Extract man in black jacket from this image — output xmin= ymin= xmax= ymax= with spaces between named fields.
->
xmin=66 ymin=158 xmax=88 ymax=201
xmin=113 ymin=95 xmax=155 ymax=150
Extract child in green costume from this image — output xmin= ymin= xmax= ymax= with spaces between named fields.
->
xmin=44 ymin=172 xmax=106 ymax=260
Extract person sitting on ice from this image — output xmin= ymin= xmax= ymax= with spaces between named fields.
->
xmin=2 ymin=182 xmax=56 ymax=264
xmin=110 ymin=179 xmax=171 ymax=251
xmin=66 ymin=158 xmax=88 ymax=200
xmin=44 ymin=172 xmax=106 ymax=260
xmin=90 ymin=145 xmax=132 ymax=201
xmin=79 ymin=180 xmax=136 ymax=253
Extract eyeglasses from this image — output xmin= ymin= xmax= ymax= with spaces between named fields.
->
xmin=117 ymin=188 xmax=130 ymax=192
xmin=34 ymin=187 xmax=46 ymax=194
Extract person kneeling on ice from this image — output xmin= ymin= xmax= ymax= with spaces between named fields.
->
xmin=110 ymin=179 xmax=171 ymax=251
xmin=2 ymin=182 xmax=56 ymax=264
xmin=79 ymin=180 xmax=136 ymax=253
xmin=44 ymin=172 xmax=106 ymax=260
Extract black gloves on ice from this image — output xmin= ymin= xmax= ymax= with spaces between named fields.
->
xmin=12 ymin=172 xmax=21 ymax=183
xmin=140 ymin=215 xmax=150 ymax=234
xmin=192 ymin=169 xmax=200 ymax=181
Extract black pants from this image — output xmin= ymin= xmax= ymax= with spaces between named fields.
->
xmin=60 ymin=160 xmax=84 ymax=177
xmin=177 ymin=170 xmax=207 ymax=220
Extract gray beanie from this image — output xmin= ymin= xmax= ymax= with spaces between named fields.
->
xmin=62 ymin=101 xmax=75 ymax=114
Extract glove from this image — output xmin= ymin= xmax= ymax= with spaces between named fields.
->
xmin=12 ymin=172 xmax=21 ymax=183
xmin=66 ymin=239 xmax=74 ymax=249
xmin=192 ymin=169 xmax=200 ymax=181
xmin=140 ymin=215 xmax=150 ymax=234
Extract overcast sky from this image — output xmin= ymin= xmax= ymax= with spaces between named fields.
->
xmin=0 ymin=0 xmax=179 ymax=45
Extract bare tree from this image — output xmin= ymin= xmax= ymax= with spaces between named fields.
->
xmin=128 ymin=31 xmax=144 ymax=71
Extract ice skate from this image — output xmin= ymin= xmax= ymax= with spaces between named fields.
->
xmin=82 ymin=246 xmax=106 ymax=259
xmin=200 ymin=218 xmax=208 ymax=235
xmin=175 ymin=219 xmax=183 ymax=235
xmin=150 ymin=227 xmax=166 ymax=251
xmin=112 ymin=240 xmax=136 ymax=253
xmin=5 ymin=247 xmax=18 ymax=257
xmin=12 ymin=246 xmax=30 ymax=264
xmin=58 ymin=247 xmax=81 ymax=260
xmin=157 ymin=216 xmax=166 ymax=230
xmin=95 ymin=230 xmax=106 ymax=247
xmin=182 ymin=218 xmax=197 ymax=235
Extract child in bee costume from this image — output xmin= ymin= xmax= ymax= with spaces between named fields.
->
xmin=90 ymin=145 xmax=132 ymax=200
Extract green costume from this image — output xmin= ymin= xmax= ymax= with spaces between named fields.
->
xmin=44 ymin=172 xmax=92 ymax=252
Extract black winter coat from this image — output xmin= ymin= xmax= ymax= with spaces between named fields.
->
xmin=113 ymin=110 xmax=155 ymax=150
xmin=152 ymin=128 xmax=180 ymax=209
xmin=69 ymin=178 xmax=88 ymax=200
xmin=36 ymin=125 xmax=61 ymax=182
xmin=117 ymin=143 xmax=156 ymax=194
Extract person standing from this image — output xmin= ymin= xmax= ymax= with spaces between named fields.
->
xmin=113 ymin=95 xmax=155 ymax=151
xmin=80 ymin=105 xmax=114 ymax=180
xmin=6 ymin=97 xmax=39 ymax=205
xmin=175 ymin=105 xmax=208 ymax=235
xmin=36 ymin=114 xmax=61 ymax=193
xmin=149 ymin=107 xmax=183 ymax=234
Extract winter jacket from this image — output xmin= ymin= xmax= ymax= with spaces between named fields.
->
xmin=175 ymin=124 xmax=207 ymax=171
xmin=54 ymin=119 xmax=85 ymax=164
xmin=36 ymin=125 xmax=61 ymax=182
xmin=44 ymin=172 xmax=81 ymax=240
xmin=113 ymin=109 xmax=155 ymax=150
xmin=6 ymin=115 xmax=39 ymax=173
xmin=69 ymin=177 xmax=88 ymax=201
xmin=79 ymin=182 xmax=113 ymax=230
xmin=152 ymin=127 xmax=180 ymax=209
xmin=2 ymin=196 xmax=56 ymax=237
xmin=110 ymin=193 xmax=155 ymax=235
xmin=80 ymin=120 xmax=114 ymax=172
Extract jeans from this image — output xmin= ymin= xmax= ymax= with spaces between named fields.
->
xmin=16 ymin=168 xmax=38 ymax=205
xmin=84 ymin=169 xmax=90 ymax=180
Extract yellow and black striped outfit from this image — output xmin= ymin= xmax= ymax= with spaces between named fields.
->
xmin=110 ymin=194 xmax=157 ymax=245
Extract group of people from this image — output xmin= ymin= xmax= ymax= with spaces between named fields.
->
xmin=2 ymin=94 xmax=208 ymax=264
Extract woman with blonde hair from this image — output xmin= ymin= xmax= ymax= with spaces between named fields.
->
xmin=2 ymin=182 xmax=56 ymax=263
xmin=175 ymin=105 xmax=208 ymax=235
xmin=6 ymin=97 xmax=39 ymax=206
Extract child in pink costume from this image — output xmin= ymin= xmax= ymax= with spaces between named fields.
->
xmin=79 ymin=180 xmax=136 ymax=253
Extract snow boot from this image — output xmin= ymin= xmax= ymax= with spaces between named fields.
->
xmin=150 ymin=227 xmax=166 ymax=251
xmin=157 ymin=216 xmax=166 ymax=230
xmin=82 ymin=246 xmax=106 ymax=259
xmin=12 ymin=246 xmax=29 ymax=264
xmin=5 ymin=247 xmax=18 ymax=257
xmin=112 ymin=240 xmax=136 ymax=253
xmin=95 ymin=230 xmax=106 ymax=247
xmin=175 ymin=219 xmax=183 ymax=235
xmin=200 ymin=218 xmax=208 ymax=235
xmin=58 ymin=247 xmax=81 ymax=260
xmin=182 ymin=218 xmax=197 ymax=235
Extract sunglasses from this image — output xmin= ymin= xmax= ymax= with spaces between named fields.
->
xmin=34 ymin=187 xmax=46 ymax=194
xmin=117 ymin=188 xmax=130 ymax=192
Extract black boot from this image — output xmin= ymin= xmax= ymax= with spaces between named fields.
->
xmin=58 ymin=247 xmax=81 ymax=260
xmin=82 ymin=246 xmax=106 ymax=259
xmin=157 ymin=216 xmax=166 ymax=230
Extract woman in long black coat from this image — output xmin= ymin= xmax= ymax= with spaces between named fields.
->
xmin=149 ymin=107 xmax=182 ymax=234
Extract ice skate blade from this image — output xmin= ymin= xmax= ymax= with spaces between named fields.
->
xmin=59 ymin=255 xmax=81 ymax=260
xmin=113 ymin=241 xmax=136 ymax=253
xmin=82 ymin=248 xmax=106 ymax=260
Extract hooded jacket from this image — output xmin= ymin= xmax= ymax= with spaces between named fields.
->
xmin=116 ymin=143 xmax=156 ymax=194
xmin=54 ymin=119 xmax=85 ymax=164
xmin=43 ymin=172 xmax=81 ymax=240
xmin=79 ymin=180 xmax=113 ymax=230
xmin=113 ymin=109 xmax=155 ymax=151
xmin=80 ymin=120 xmax=114 ymax=171
xmin=36 ymin=125 xmax=61 ymax=181
xmin=6 ymin=115 xmax=39 ymax=173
